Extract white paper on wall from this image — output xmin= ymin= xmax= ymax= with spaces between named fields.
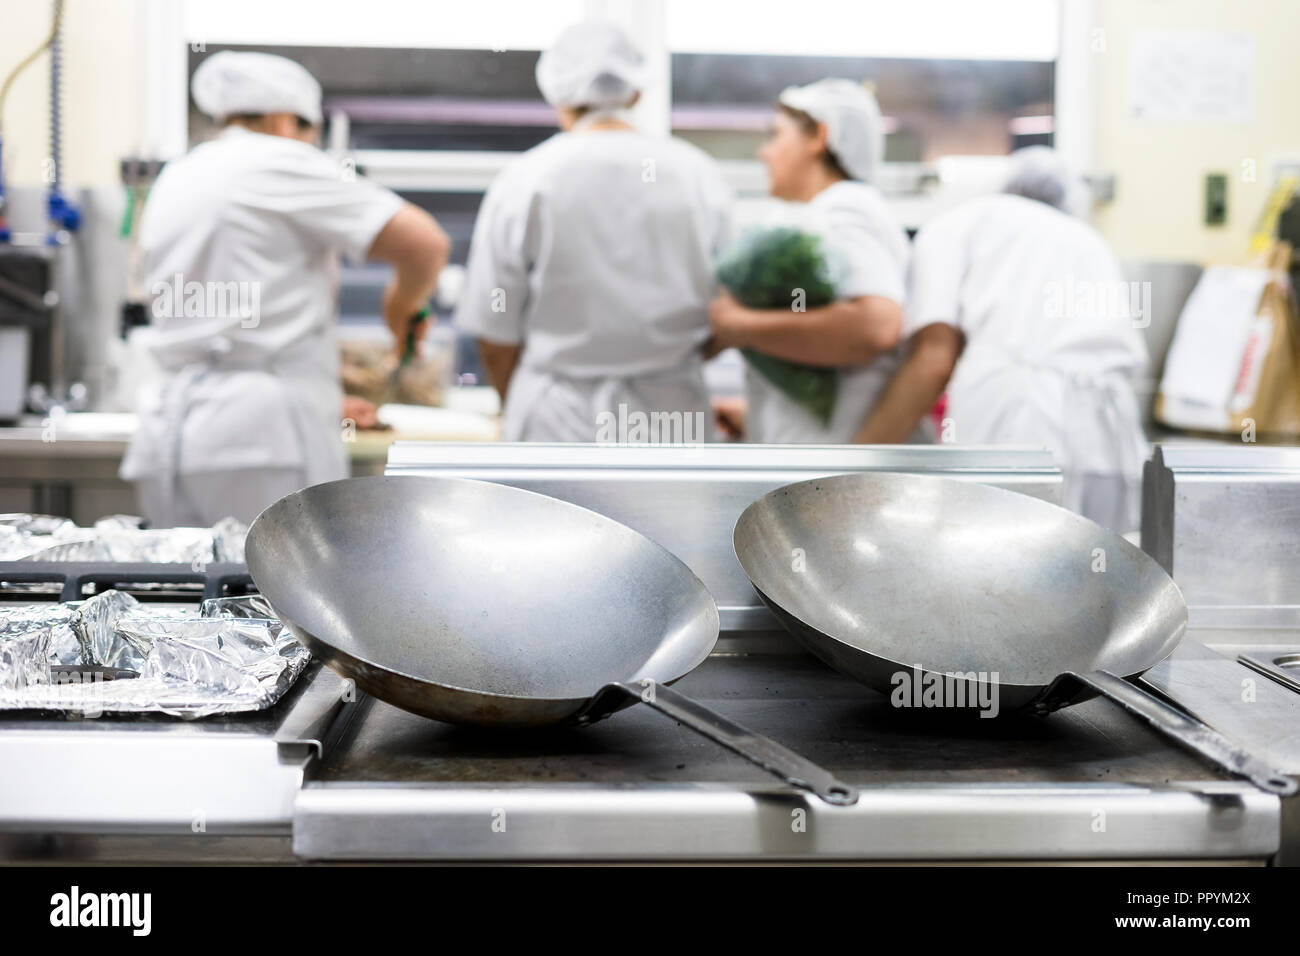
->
xmin=1159 ymin=266 xmax=1270 ymax=410
xmin=1128 ymin=30 xmax=1255 ymax=124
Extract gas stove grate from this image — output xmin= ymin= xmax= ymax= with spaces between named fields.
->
xmin=0 ymin=561 xmax=254 ymax=603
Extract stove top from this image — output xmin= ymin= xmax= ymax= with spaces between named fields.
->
xmin=0 ymin=560 xmax=253 ymax=603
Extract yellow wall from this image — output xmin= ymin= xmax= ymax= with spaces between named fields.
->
xmin=1090 ymin=0 xmax=1300 ymax=264
xmin=0 ymin=0 xmax=145 ymax=189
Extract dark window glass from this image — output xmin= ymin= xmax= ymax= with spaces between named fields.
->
xmin=187 ymin=45 xmax=557 ymax=151
xmin=669 ymin=53 xmax=1055 ymax=163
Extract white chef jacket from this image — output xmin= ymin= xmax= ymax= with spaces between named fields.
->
xmin=454 ymin=128 xmax=732 ymax=442
xmin=744 ymin=180 xmax=913 ymax=444
xmin=905 ymin=193 xmax=1149 ymax=531
xmin=120 ymin=125 xmax=404 ymax=523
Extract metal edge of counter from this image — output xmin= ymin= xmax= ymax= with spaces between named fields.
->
xmin=290 ymin=781 xmax=1279 ymax=863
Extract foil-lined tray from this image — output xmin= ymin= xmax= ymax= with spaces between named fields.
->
xmin=0 ymin=514 xmax=247 ymax=564
xmin=0 ymin=590 xmax=309 ymax=718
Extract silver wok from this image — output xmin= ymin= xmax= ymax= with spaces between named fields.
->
xmin=246 ymin=475 xmax=858 ymax=805
xmin=734 ymin=472 xmax=1296 ymax=797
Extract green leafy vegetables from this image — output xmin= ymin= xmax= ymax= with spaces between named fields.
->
xmin=715 ymin=228 xmax=839 ymax=425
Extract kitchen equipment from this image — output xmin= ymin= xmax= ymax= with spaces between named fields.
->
xmin=1238 ymin=652 xmax=1300 ymax=696
xmin=0 ymin=561 xmax=310 ymax=717
xmin=0 ymin=559 xmax=251 ymax=602
xmin=733 ymin=471 xmax=1297 ymax=797
xmin=1143 ymin=444 xmax=1300 ymax=608
xmin=0 ymin=327 xmax=28 ymax=420
xmin=0 ymin=247 xmax=51 ymax=420
xmin=245 ymin=475 xmax=859 ymax=805
xmin=4 ymin=447 xmax=1295 ymax=864
xmin=384 ymin=442 xmax=1063 ymax=632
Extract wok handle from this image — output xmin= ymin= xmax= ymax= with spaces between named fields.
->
xmin=607 ymin=680 xmax=859 ymax=806
xmin=1070 ymin=670 xmax=1297 ymax=797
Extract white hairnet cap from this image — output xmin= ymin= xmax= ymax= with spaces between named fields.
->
xmin=778 ymin=78 xmax=884 ymax=183
xmin=536 ymin=20 xmax=646 ymax=109
xmin=192 ymin=51 xmax=323 ymax=126
xmin=1002 ymin=146 xmax=1090 ymax=216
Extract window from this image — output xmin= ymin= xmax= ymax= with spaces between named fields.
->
xmin=187 ymin=45 xmax=557 ymax=153
xmin=666 ymin=0 xmax=1060 ymax=174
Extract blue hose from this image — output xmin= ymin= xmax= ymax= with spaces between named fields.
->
xmin=46 ymin=0 xmax=78 ymax=242
xmin=0 ymin=133 xmax=9 ymax=243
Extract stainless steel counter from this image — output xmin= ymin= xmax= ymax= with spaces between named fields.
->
xmin=0 ymin=624 xmax=1289 ymax=864
xmin=0 ymin=412 xmax=490 ymax=522
xmin=293 ymin=639 xmax=1279 ymax=863
xmin=0 ymin=662 xmax=352 ymax=863
xmin=1 ymin=442 xmax=1296 ymax=864
xmin=0 ymin=421 xmax=391 ymax=523
xmin=1142 ymin=445 xmax=1300 ymax=607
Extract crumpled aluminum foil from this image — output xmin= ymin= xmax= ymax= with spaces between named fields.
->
xmin=0 ymin=514 xmax=97 ymax=561
xmin=0 ymin=526 xmax=24 ymax=561
xmin=0 ymin=620 xmax=52 ymax=689
xmin=92 ymin=515 xmax=143 ymax=534
xmin=212 ymin=517 xmax=248 ymax=564
xmin=0 ymin=590 xmax=309 ymax=718
xmin=0 ymin=513 xmax=79 ymax=536
xmin=201 ymin=593 xmax=277 ymax=621
xmin=1 ymin=604 xmax=80 ymax=664
xmin=71 ymin=590 xmax=163 ymax=670
xmin=15 ymin=538 xmax=113 ymax=562
xmin=94 ymin=522 xmax=216 ymax=565
xmin=0 ymin=513 xmax=249 ymax=564
xmin=134 ymin=618 xmax=292 ymax=697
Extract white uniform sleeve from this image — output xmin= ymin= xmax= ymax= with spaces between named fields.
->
xmin=903 ymin=212 xmax=972 ymax=337
xmin=453 ymin=170 xmax=535 ymax=345
xmin=820 ymin=202 xmax=906 ymax=304
xmin=702 ymin=161 xmax=735 ymax=263
xmin=251 ymin=147 xmax=405 ymax=263
xmin=694 ymin=159 xmax=735 ymax=301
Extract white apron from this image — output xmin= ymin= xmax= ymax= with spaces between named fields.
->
xmin=947 ymin=340 xmax=1146 ymax=532
xmin=121 ymin=335 xmax=346 ymax=525
xmin=503 ymin=359 xmax=712 ymax=443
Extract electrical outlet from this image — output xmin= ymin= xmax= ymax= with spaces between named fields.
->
xmin=1205 ymin=173 xmax=1228 ymax=227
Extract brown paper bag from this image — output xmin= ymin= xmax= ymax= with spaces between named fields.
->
xmin=1156 ymin=243 xmax=1300 ymax=440
xmin=1236 ymin=243 xmax=1300 ymax=437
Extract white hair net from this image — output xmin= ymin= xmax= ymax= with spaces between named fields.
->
xmin=1002 ymin=146 xmax=1090 ymax=216
xmin=535 ymin=20 xmax=646 ymax=110
xmin=192 ymin=52 xmax=323 ymax=126
xmin=778 ymin=78 xmax=884 ymax=183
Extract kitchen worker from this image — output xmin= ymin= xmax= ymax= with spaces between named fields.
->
xmin=454 ymin=19 xmax=731 ymax=442
xmin=707 ymin=79 xmax=912 ymax=443
xmin=121 ymin=51 xmax=448 ymax=526
xmin=854 ymin=147 xmax=1148 ymax=532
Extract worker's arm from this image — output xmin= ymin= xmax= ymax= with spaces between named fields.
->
xmin=341 ymin=394 xmax=381 ymax=430
xmin=368 ymin=203 xmax=451 ymax=355
xmin=708 ymin=292 xmax=903 ymax=366
xmin=712 ymin=396 xmax=747 ymax=440
xmin=854 ymin=322 xmax=964 ymax=444
xmin=477 ymin=339 xmax=522 ymax=405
